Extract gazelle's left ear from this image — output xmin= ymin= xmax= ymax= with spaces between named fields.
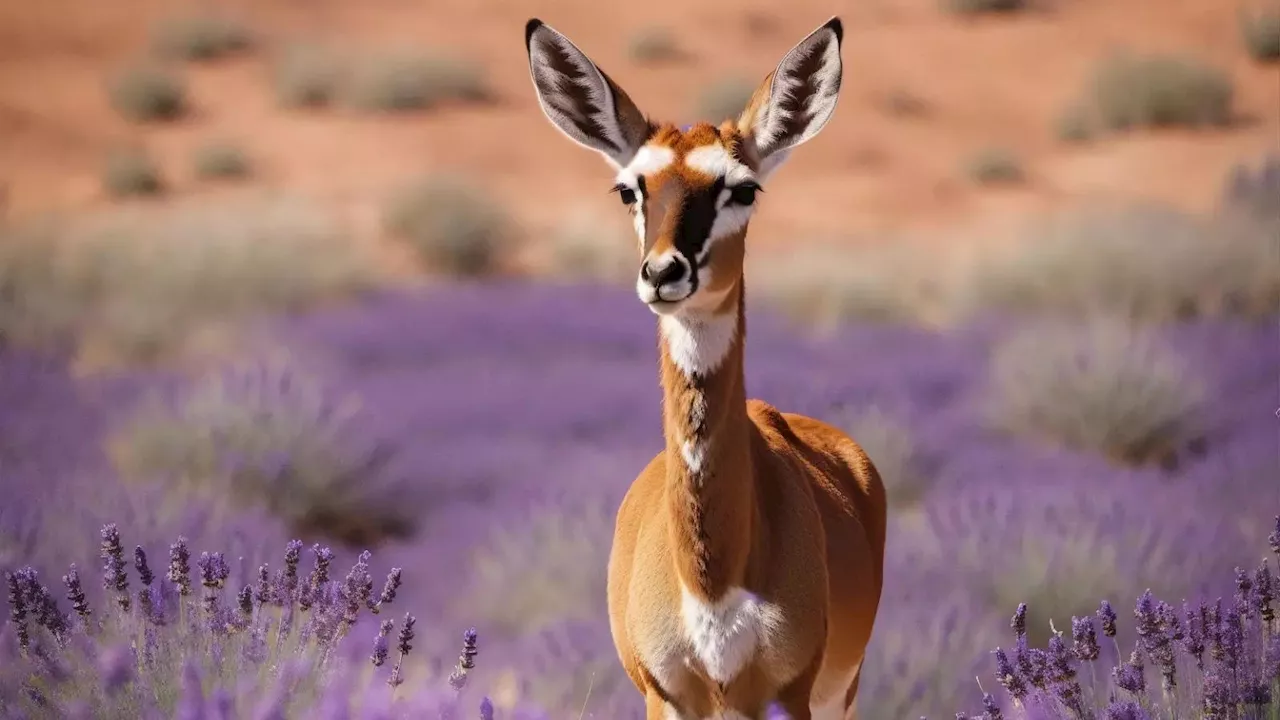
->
xmin=736 ymin=17 xmax=843 ymax=179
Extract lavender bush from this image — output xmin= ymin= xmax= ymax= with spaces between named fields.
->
xmin=2 ymin=274 xmax=1274 ymax=717
xmin=0 ymin=524 xmax=520 ymax=719
xmin=985 ymin=319 xmax=1206 ymax=467
xmin=948 ymin=517 xmax=1280 ymax=718
xmin=110 ymin=353 xmax=414 ymax=547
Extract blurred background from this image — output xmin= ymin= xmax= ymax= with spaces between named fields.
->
xmin=1 ymin=0 xmax=1277 ymax=717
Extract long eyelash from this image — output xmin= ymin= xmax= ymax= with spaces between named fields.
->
xmin=609 ymin=183 xmax=627 ymax=194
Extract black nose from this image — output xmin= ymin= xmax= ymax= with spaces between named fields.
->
xmin=640 ymin=257 xmax=687 ymax=286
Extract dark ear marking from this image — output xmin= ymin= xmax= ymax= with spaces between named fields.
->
xmin=524 ymin=19 xmax=652 ymax=168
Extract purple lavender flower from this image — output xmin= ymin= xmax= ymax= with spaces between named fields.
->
xmin=134 ymin=546 xmax=154 ymax=587
xmin=1014 ymin=639 xmax=1048 ymax=691
xmin=61 ymin=565 xmax=90 ymax=622
xmin=446 ymin=627 xmax=478 ymax=692
xmin=371 ymin=618 xmax=393 ymax=667
xmin=100 ymin=524 xmax=130 ymax=612
xmin=6 ymin=570 xmax=31 ymax=651
xmin=1097 ymin=600 xmax=1117 ymax=638
xmin=979 ymin=692 xmax=1003 ymax=720
xmin=1010 ymin=603 xmax=1027 ymax=639
xmin=1219 ymin=606 xmax=1244 ymax=672
xmin=1182 ymin=602 xmax=1206 ymax=671
xmin=254 ymin=564 xmax=272 ymax=607
xmin=168 ymin=537 xmax=192 ymax=597
xmin=373 ymin=567 xmax=401 ymax=614
xmin=198 ymin=551 xmax=228 ymax=621
xmin=1202 ymin=670 xmax=1231 ymax=719
xmin=1255 ymin=558 xmax=1274 ymax=624
xmin=1206 ymin=598 xmax=1224 ymax=662
xmin=340 ymin=550 xmax=373 ymax=628
xmin=1070 ymin=616 xmax=1099 ymax=662
xmin=1269 ymin=515 xmax=1279 ymax=557
xmin=1113 ymin=650 xmax=1145 ymax=696
xmin=237 ymin=586 xmax=253 ymax=622
xmin=992 ymin=647 xmax=1026 ymax=701
xmin=282 ymin=539 xmax=303 ymax=601
xmin=301 ymin=545 xmax=334 ymax=613
xmin=1234 ymin=566 xmax=1254 ymax=619
xmin=479 ymin=698 xmax=494 ymax=720
xmin=23 ymin=571 xmax=69 ymax=643
xmin=387 ymin=612 xmax=416 ymax=689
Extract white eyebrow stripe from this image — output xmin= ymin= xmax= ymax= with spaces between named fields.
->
xmin=616 ymin=143 xmax=675 ymax=188
xmin=684 ymin=144 xmax=756 ymax=186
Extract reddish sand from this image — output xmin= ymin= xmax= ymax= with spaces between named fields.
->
xmin=1 ymin=0 xmax=1276 ymax=265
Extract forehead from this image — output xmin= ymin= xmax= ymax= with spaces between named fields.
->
xmin=616 ymin=123 xmax=756 ymax=188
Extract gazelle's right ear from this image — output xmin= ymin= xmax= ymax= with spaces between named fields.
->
xmin=525 ymin=19 xmax=652 ymax=170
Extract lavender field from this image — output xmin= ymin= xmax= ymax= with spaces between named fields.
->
xmin=2 ymin=145 xmax=1279 ymax=719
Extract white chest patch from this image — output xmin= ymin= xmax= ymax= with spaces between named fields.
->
xmin=679 ymin=585 xmax=781 ymax=686
xmin=660 ymin=312 xmax=737 ymax=378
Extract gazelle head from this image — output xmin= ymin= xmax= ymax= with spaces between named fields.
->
xmin=524 ymin=17 xmax=844 ymax=317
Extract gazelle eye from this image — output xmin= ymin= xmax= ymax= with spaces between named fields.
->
xmin=612 ymin=183 xmax=638 ymax=205
xmin=729 ymin=182 xmax=761 ymax=206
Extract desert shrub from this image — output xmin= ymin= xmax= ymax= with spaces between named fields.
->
xmin=461 ymin=502 xmax=613 ymax=637
xmin=1088 ymin=52 xmax=1233 ymax=131
xmin=0 ymin=526 xmax=508 ymax=718
xmin=964 ymin=147 xmax=1026 ymax=185
xmin=693 ymin=75 xmax=756 ymax=123
xmin=345 ymin=51 xmax=489 ymax=112
xmin=0 ymin=222 xmax=86 ymax=349
xmin=627 ymin=26 xmax=682 ymax=63
xmin=111 ymin=355 xmax=414 ymax=547
xmin=383 ymin=175 xmax=511 ymax=277
xmin=943 ymin=0 xmax=1029 ymax=14
xmin=958 ymin=518 xmax=1280 ymax=718
xmin=544 ymin=209 xmax=635 ymax=285
xmin=1055 ymin=104 xmax=1095 ymax=142
xmin=18 ymin=195 xmax=377 ymax=362
xmin=955 ymin=203 xmax=1280 ymax=322
xmin=985 ymin=320 xmax=1205 ymax=466
xmin=108 ymin=66 xmax=187 ymax=122
xmin=102 ymin=147 xmax=164 ymax=198
xmin=1240 ymin=6 xmax=1280 ymax=61
xmin=840 ymin=406 xmax=934 ymax=510
xmin=750 ymin=241 xmax=946 ymax=326
xmin=192 ymin=140 xmax=252 ymax=180
xmin=273 ymin=42 xmax=343 ymax=109
xmin=1222 ymin=153 xmax=1280 ymax=220
xmin=150 ymin=15 xmax=252 ymax=61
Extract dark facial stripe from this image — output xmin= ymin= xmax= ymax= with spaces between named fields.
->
xmin=672 ymin=177 xmax=724 ymax=281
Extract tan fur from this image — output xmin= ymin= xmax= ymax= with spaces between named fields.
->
xmin=523 ymin=16 xmax=885 ymax=718
xmin=607 ymin=131 xmax=886 ymax=719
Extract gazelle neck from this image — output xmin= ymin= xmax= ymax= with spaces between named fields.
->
xmin=658 ymin=281 xmax=758 ymax=602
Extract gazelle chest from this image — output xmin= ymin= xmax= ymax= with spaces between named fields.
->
xmin=677 ymin=585 xmax=783 ymax=686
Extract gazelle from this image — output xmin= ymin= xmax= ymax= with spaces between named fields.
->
xmin=523 ymin=16 xmax=887 ymax=720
